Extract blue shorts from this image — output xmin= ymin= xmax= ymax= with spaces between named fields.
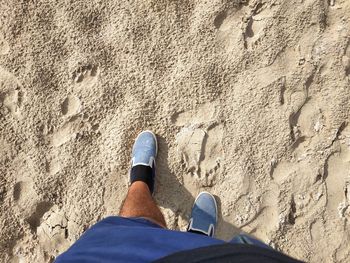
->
xmin=55 ymin=216 xmax=270 ymax=262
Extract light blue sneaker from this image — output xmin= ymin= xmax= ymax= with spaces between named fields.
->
xmin=187 ymin=192 xmax=218 ymax=237
xmin=130 ymin=130 xmax=157 ymax=193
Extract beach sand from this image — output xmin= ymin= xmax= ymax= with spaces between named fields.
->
xmin=0 ymin=0 xmax=350 ymax=262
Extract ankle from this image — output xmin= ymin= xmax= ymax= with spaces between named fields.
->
xmin=129 ymin=181 xmax=151 ymax=194
xmin=130 ymin=165 xmax=154 ymax=193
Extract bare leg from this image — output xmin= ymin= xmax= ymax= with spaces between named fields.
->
xmin=119 ymin=181 xmax=167 ymax=228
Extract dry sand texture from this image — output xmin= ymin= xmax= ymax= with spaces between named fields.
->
xmin=0 ymin=0 xmax=350 ymax=262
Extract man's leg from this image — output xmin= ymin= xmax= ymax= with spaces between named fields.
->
xmin=119 ymin=181 xmax=166 ymax=228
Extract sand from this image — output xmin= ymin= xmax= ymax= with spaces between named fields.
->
xmin=0 ymin=0 xmax=350 ymax=262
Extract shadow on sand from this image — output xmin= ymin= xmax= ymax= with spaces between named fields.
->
xmin=155 ymin=135 xmax=241 ymax=241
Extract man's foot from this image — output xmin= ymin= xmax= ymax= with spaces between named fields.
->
xmin=187 ymin=192 xmax=218 ymax=237
xmin=130 ymin=130 xmax=157 ymax=194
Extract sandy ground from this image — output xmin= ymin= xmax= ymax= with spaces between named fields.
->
xmin=0 ymin=0 xmax=350 ymax=262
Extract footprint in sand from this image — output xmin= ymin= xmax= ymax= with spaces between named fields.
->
xmin=71 ymin=64 xmax=101 ymax=105
xmin=172 ymin=102 xmax=223 ymax=187
xmin=0 ymin=67 xmax=24 ymax=118
xmin=36 ymin=205 xmax=72 ymax=257
xmin=26 ymin=201 xmax=54 ymax=232
xmin=342 ymin=40 xmax=350 ymax=77
xmin=288 ymin=95 xmax=327 ymax=156
xmin=73 ymin=64 xmax=99 ymax=84
xmin=310 ymin=219 xmax=325 ymax=242
xmin=51 ymin=116 xmax=83 ymax=147
xmin=61 ymin=94 xmax=81 ymax=117
xmin=13 ymin=180 xmax=54 ymax=233
xmin=284 ymin=70 xmax=320 ymax=152
xmin=243 ymin=4 xmax=275 ymax=49
xmin=244 ymin=15 xmax=267 ymax=48
xmin=171 ymin=102 xmax=218 ymax=126
xmin=271 ymin=158 xmax=327 ymax=225
xmin=213 ymin=8 xmax=246 ymax=52
xmin=49 ymin=65 xmax=98 ymax=147
xmin=13 ymin=181 xmax=38 ymax=208
xmin=324 ymin=142 xmax=350 ymax=218
xmin=236 ymin=183 xmax=280 ymax=243
xmin=294 ymin=98 xmax=324 ymax=138
xmin=0 ymin=33 xmax=10 ymax=55
xmin=308 ymin=218 xmax=331 ymax=260
xmin=45 ymin=153 xmax=62 ymax=175
xmin=308 ymin=131 xmax=350 ymax=260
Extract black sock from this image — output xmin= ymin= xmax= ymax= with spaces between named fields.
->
xmin=130 ymin=165 xmax=154 ymax=193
